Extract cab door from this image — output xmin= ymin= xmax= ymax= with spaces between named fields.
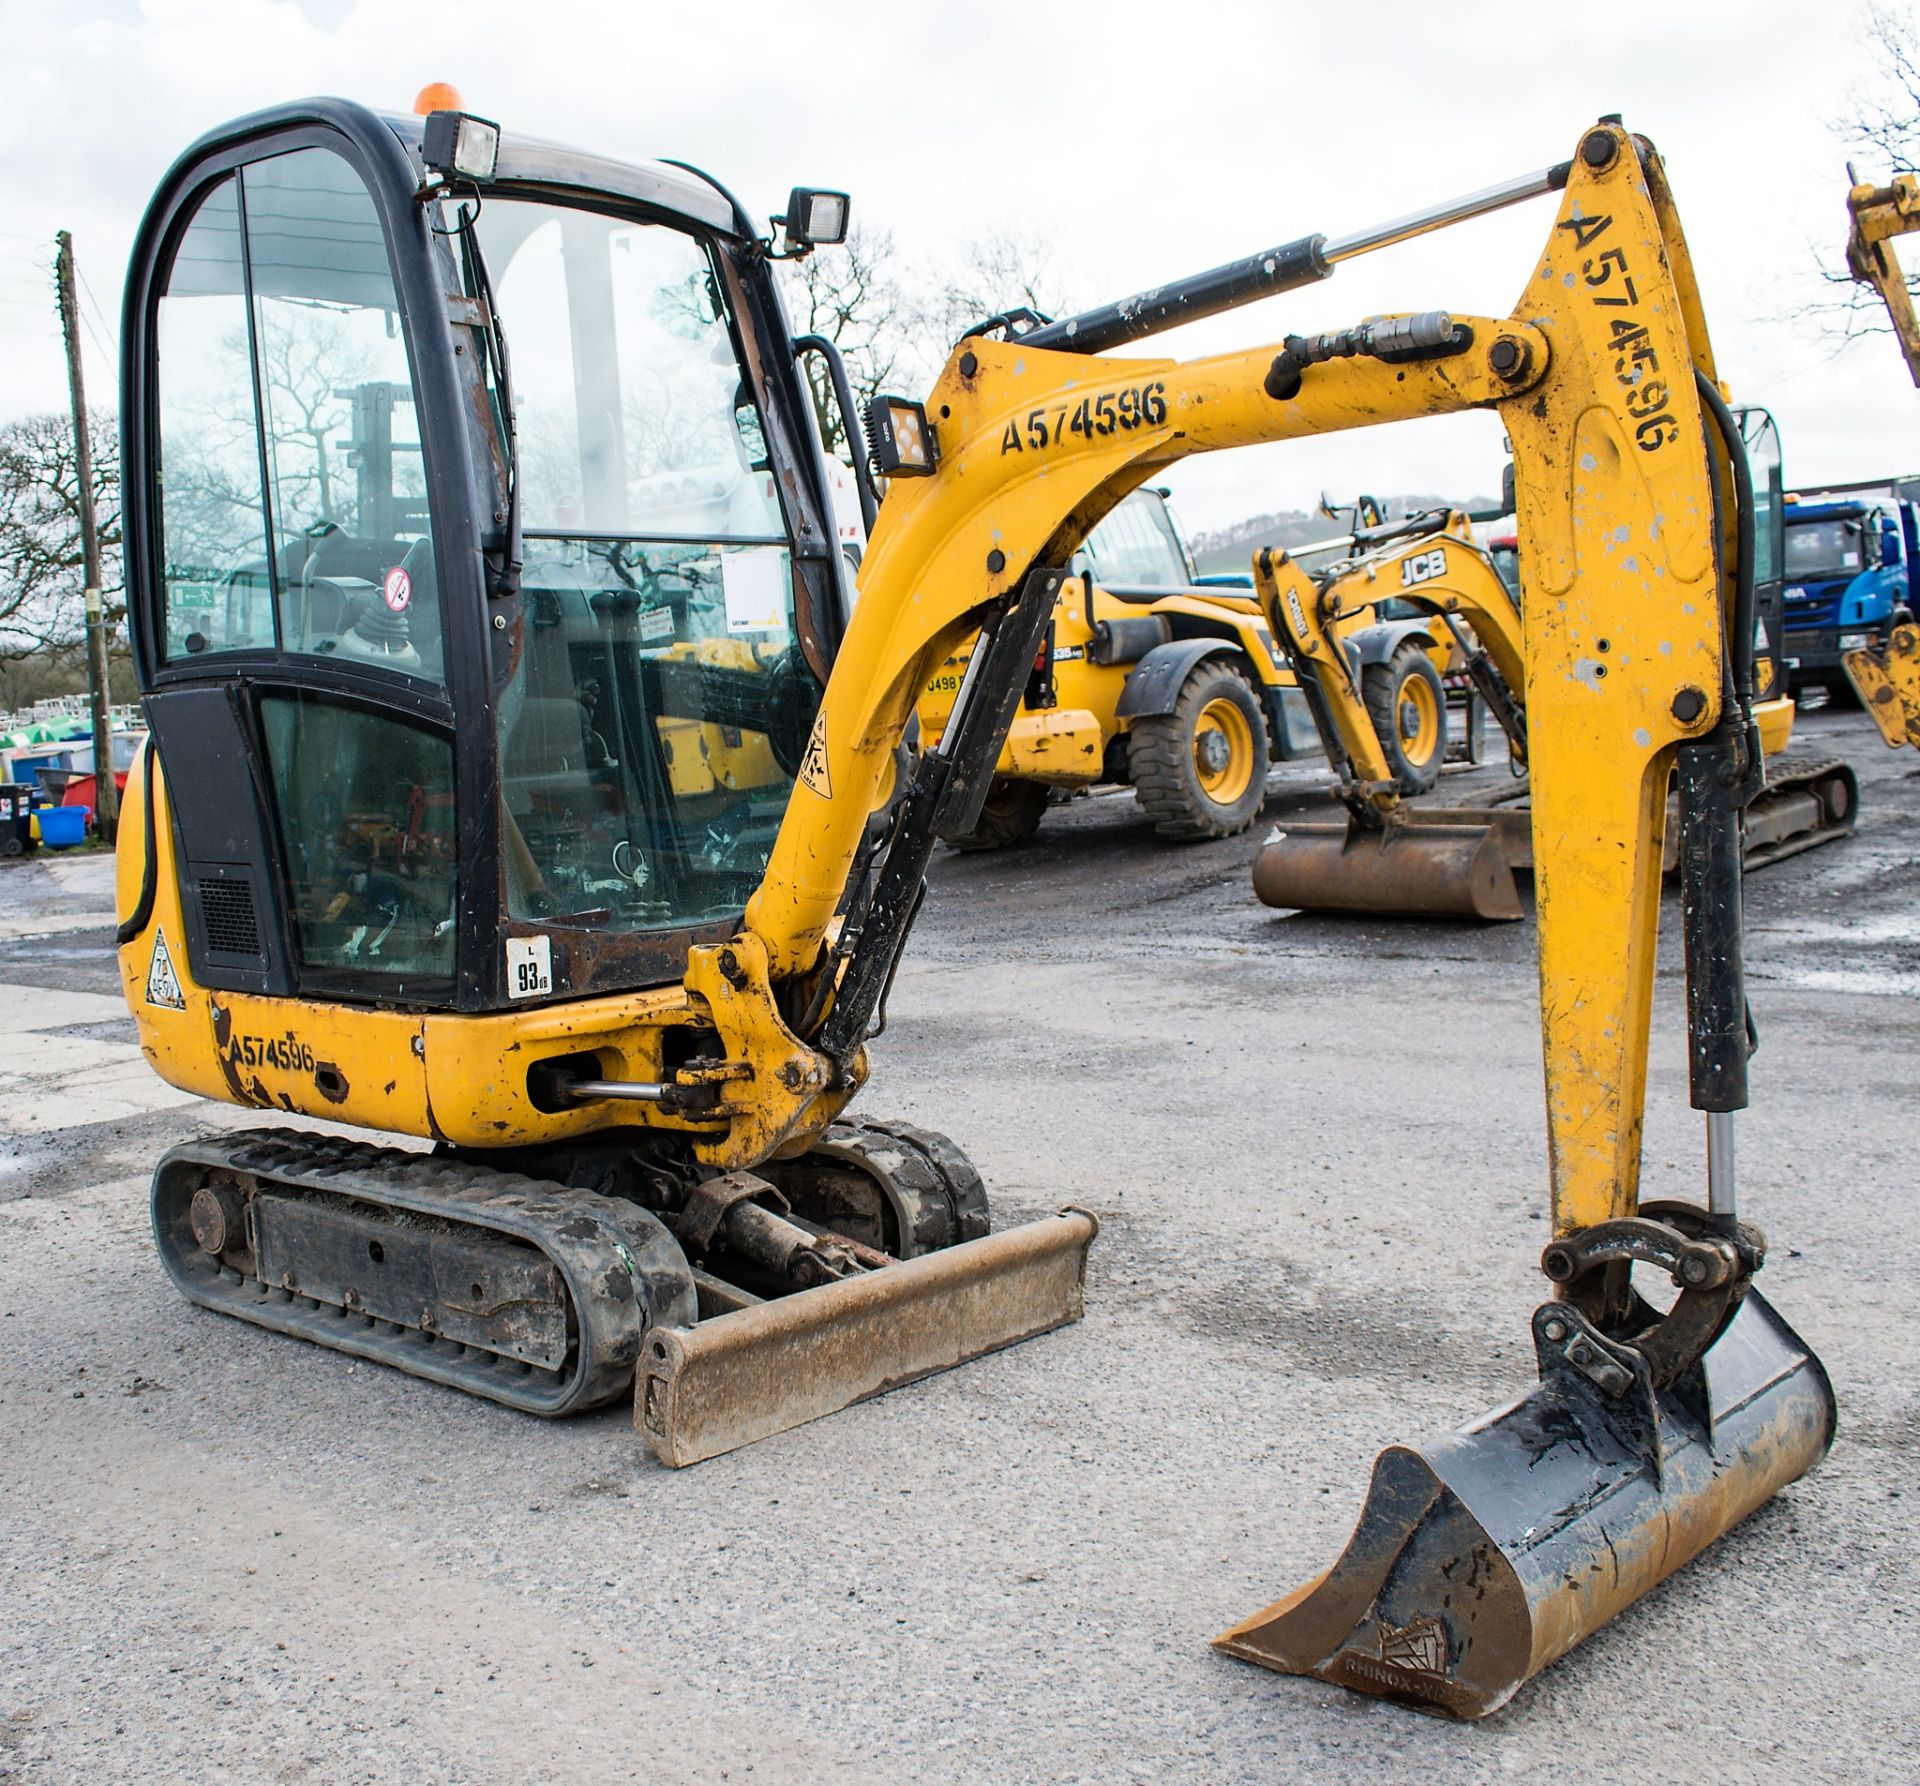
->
xmin=127 ymin=130 xmax=478 ymax=1006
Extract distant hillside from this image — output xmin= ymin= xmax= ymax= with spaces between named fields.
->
xmin=1188 ymin=492 xmax=1499 ymax=575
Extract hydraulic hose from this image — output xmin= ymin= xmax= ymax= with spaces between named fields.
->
xmin=1692 ymin=371 xmax=1757 ymax=710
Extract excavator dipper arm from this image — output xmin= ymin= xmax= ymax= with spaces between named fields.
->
xmin=1846 ymin=171 xmax=1920 ymax=386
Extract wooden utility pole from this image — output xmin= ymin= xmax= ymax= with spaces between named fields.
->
xmin=54 ymin=229 xmax=117 ymax=842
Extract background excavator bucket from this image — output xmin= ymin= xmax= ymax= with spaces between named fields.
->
xmin=1214 ymin=1288 xmax=1834 ymax=1719
xmin=1251 ymin=812 xmax=1530 ymax=921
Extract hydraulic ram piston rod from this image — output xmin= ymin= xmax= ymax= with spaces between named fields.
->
xmin=1020 ymin=160 xmax=1572 ymax=357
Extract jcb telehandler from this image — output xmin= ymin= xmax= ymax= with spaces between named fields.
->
xmin=116 ymin=101 xmax=1830 ymax=1716
xmin=917 ymin=486 xmax=1453 ymax=847
xmin=1250 ymin=492 xmax=1858 ymax=917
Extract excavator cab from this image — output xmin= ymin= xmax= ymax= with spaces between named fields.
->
xmin=117 ymin=100 xmax=1096 ymax=1457
xmin=124 ymin=103 xmax=843 ymax=1014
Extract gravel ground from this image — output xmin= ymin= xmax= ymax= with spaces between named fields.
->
xmin=1 ymin=703 xmax=1915 ymax=1784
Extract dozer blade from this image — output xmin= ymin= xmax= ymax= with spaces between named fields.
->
xmin=1214 ymin=1288 xmax=1833 ymax=1719
xmin=638 ymin=1207 xmax=1098 ymax=1466
xmin=1251 ymin=816 xmax=1526 ymax=921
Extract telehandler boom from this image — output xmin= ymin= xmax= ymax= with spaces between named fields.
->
xmin=116 ymin=104 xmax=1829 ymax=1715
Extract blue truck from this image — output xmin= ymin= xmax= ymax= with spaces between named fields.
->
xmin=1781 ymin=492 xmax=1920 ymax=695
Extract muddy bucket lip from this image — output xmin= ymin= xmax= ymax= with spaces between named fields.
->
xmin=1252 ymin=819 xmax=1524 ymax=921
xmin=1212 ymin=1287 xmax=1836 ymax=1719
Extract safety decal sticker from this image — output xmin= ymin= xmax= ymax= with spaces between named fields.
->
xmin=506 ymin=935 xmax=554 ymax=1000
xmin=382 ymin=566 xmax=412 ymax=612
xmin=146 ymin=927 xmax=186 ymax=1010
xmin=798 ymin=712 xmax=833 ymax=799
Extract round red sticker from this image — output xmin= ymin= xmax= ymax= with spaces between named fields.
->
xmin=382 ymin=567 xmax=411 ymax=612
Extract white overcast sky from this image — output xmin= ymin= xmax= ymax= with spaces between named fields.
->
xmin=0 ymin=0 xmax=1911 ymax=536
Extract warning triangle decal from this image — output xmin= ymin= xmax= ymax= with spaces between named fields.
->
xmin=146 ymin=927 xmax=186 ymax=1010
xmin=797 ymin=712 xmax=833 ymax=799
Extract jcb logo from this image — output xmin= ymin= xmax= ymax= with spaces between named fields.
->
xmin=1284 ymin=588 xmax=1310 ymax=642
xmin=1400 ymin=548 xmax=1446 ymax=589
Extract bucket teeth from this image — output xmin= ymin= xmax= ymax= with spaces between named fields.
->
xmin=1215 ymin=1288 xmax=1834 ymax=1718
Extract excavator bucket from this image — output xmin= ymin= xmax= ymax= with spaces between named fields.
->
xmin=637 ymin=1207 xmax=1099 ymax=1466
xmin=1845 ymin=621 xmax=1920 ymax=748
xmin=1214 ymin=1287 xmax=1834 ymax=1719
xmin=1251 ymin=811 xmax=1531 ymax=921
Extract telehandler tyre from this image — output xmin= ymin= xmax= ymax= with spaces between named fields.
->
xmin=1363 ymin=643 xmax=1448 ymax=795
xmin=940 ymin=775 xmax=1050 ymax=851
xmin=1131 ymin=658 xmax=1270 ymax=839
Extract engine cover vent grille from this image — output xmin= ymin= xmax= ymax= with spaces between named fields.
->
xmin=199 ymin=878 xmax=261 ymax=957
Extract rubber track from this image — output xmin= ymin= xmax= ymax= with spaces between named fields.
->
xmin=150 ymin=1129 xmax=697 ymax=1417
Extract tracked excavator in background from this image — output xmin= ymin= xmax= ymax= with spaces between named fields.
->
xmin=116 ymin=101 xmax=1830 ymax=1716
xmin=1250 ymin=485 xmax=1858 ymax=918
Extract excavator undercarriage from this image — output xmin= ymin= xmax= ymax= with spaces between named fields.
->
xmin=153 ymin=1116 xmax=1093 ymax=1460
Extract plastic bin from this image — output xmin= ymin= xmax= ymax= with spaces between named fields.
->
xmin=0 ymin=783 xmax=35 ymax=856
xmin=36 ymin=804 xmax=87 ymax=849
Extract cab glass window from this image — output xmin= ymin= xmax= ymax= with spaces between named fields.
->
xmin=1075 ymin=491 xmax=1191 ymax=588
xmin=258 ymin=692 xmax=456 ymax=993
xmin=154 ymin=178 xmax=274 ymax=658
xmin=245 ymin=149 xmax=441 ymax=680
xmin=461 ymin=201 xmax=816 ymax=958
xmin=1739 ymin=408 xmax=1783 ymax=588
xmin=1785 ymin=518 xmax=1865 ymax=580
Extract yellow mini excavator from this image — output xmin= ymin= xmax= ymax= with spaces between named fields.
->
xmin=1250 ymin=495 xmax=1857 ymax=918
xmin=117 ymin=102 xmax=1830 ymax=1715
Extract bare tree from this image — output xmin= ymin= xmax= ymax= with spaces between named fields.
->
xmin=0 ymin=410 xmax=122 ymax=662
xmin=778 ymin=225 xmax=917 ymax=455
xmin=779 ymin=226 xmax=1076 ymax=460
xmin=914 ymin=228 xmax=1069 ymax=345
xmin=1841 ymin=3 xmax=1920 ymax=169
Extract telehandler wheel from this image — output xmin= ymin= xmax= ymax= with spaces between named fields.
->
xmin=1363 ymin=643 xmax=1449 ymax=795
xmin=1130 ymin=658 xmax=1270 ymax=839
xmin=940 ymin=776 xmax=1050 ymax=851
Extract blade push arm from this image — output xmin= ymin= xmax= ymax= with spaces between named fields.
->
xmin=712 ymin=124 xmax=1734 ymax=1256
xmin=1846 ymin=171 xmax=1920 ymax=387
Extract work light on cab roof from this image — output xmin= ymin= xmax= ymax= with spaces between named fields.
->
xmin=777 ymin=187 xmax=850 ymax=254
